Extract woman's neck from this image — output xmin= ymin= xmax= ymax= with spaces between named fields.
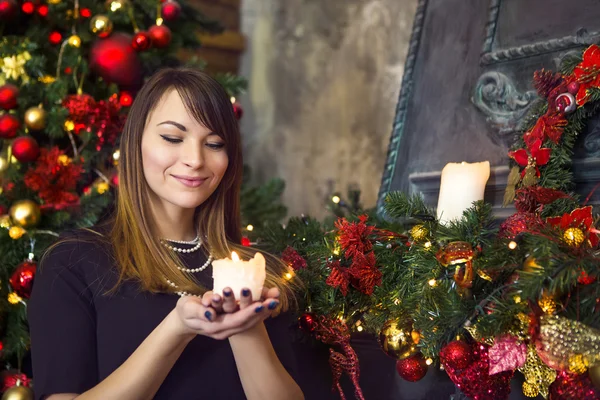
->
xmin=149 ymin=200 xmax=197 ymax=242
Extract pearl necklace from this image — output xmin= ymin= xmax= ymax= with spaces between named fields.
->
xmin=161 ymin=235 xmax=201 ymax=253
xmin=166 ymin=278 xmax=200 ymax=297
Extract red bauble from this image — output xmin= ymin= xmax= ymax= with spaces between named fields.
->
xmin=36 ymin=3 xmax=48 ymax=17
xmin=0 ymin=0 xmax=17 ymax=20
xmin=232 ymin=102 xmax=243 ymax=120
xmin=49 ymin=31 xmax=62 ymax=45
xmin=148 ymin=24 xmax=172 ymax=48
xmin=9 ymin=261 xmax=36 ymax=299
xmin=90 ymin=33 xmax=142 ymax=87
xmin=440 ymin=340 xmax=473 ymax=370
xmin=556 ymin=92 xmax=577 ymax=114
xmin=0 ymin=84 xmax=19 ymax=110
xmin=131 ymin=31 xmax=152 ymax=51
xmin=0 ymin=114 xmax=20 ymax=138
xmin=567 ymin=81 xmax=580 ymax=95
xmin=80 ymin=7 xmax=91 ymax=18
xmin=396 ymin=354 xmax=428 ymax=382
xmin=299 ymin=312 xmax=318 ymax=333
xmin=241 ymin=237 xmax=251 ymax=246
xmin=549 ymin=370 xmax=600 ymax=400
xmin=12 ymin=136 xmax=40 ymax=162
xmin=161 ymin=0 xmax=181 ymax=21
xmin=21 ymin=1 xmax=34 ymax=14
xmin=119 ymin=91 xmax=133 ymax=107
xmin=111 ymin=174 xmax=119 ymax=186
xmin=442 ymin=343 xmax=513 ymax=400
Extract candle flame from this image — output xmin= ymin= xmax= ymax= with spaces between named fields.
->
xmin=231 ymin=251 xmax=240 ymax=261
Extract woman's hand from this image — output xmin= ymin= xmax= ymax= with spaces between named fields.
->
xmin=174 ymin=287 xmax=280 ymax=340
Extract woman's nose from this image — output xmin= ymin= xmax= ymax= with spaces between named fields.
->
xmin=182 ymin=144 xmax=204 ymax=168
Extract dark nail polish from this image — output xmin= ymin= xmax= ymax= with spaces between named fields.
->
xmin=242 ymin=289 xmax=250 ymax=297
xmin=213 ymin=295 xmax=221 ymax=302
xmin=255 ymin=305 xmax=264 ymax=313
xmin=204 ymin=311 xmax=212 ymax=321
xmin=223 ymin=290 xmax=232 ymax=297
xmin=268 ymin=301 xmax=278 ymax=310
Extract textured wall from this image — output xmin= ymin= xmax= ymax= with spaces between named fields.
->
xmin=239 ymin=0 xmax=418 ymax=220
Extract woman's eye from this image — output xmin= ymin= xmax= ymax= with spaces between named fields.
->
xmin=206 ymin=143 xmax=225 ymax=150
xmin=160 ymin=135 xmax=183 ymax=144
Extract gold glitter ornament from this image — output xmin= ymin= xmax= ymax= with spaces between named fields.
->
xmin=1 ymin=52 xmax=31 ymax=82
xmin=0 ymin=215 xmax=11 ymax=228
xmin=67 ymin=35 xmax=81 ymax=48
xmin=9 ymin=226 xmax=25 ymax=239
xmin=537 ymin=315 xmax=600 ymax=371
xmin=8 ymin=292 xmax=22 ymax=304
xmin=518 ymin=344 xmax=556 ymax=399
xmin=538 ymin=291 xmax=557 ymax=315
xmin=568 ymin=354 xmax=588 ymax=374
xmin=379 ymin=318 xmax=419 ymax=360
xmin=563 ymin=227 xmax=585 ymax=247
xmin=38 ymin=75 xmax=55 ymax=84
xmin=410 ymin=225 xmax=428 ymax=241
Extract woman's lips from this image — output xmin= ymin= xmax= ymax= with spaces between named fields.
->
xmin=172 ymin=175 xmax=208 ymax=188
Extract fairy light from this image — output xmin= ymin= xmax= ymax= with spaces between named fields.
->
xmin=428 ymin=279 xmax=437 ymax=287
xmin=230 ymin=96 xmax=236 ymax=104
xmin=331 ymin=195 xmax=341 ymax=204
xmin=156 ymin=17 xmax=164 ymax=26
xmin=508 ymin=240 xmax=517 ymax=250
xmin=357 ymin=326 xmax=364 ymax=332
xmin=426 ymin=358 xmax=433 ymax=366
xmin=246 ymin=224 xmax=254 ymax=231
xmin=113 ymin=150 xmax=120 ymax=161
xmin=284 ymin=272 xmax=294 ymax=280
xmin=424 ymin=241 xmax=432 ymax=248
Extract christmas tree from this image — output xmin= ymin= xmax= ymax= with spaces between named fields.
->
xmin=257 ymin=45 xmax=600 ymax=399
xmin=0 ymin=0 xmax=290 ymax=396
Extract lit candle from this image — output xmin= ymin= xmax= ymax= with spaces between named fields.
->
xmin=436 ymin=161 xmax=490 ymax=223
xmin=212 ymin=251 xmax=266 ymax=301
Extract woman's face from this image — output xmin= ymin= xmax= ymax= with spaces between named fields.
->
xmin=141 ymin=89 xmax=229 ymax=214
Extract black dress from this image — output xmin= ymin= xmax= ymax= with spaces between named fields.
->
xmin=27 ymin=228 xmax=299 ymax=400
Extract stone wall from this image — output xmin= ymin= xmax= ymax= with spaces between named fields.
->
xmin=239 ymin=0 xmax=418 ymax=219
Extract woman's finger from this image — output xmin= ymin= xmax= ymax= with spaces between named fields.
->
xmin=262 ymin=287 xmax=280 ymax=300
xmin=238 ymin=287 xmax=254 ymax=309
xmin=210 ymin=293 xmax=224 ymax=314
xmin=221 ymin=287 xmax=238 ymax=313
xmin=201 ymin=291 xmax=214 ymax=308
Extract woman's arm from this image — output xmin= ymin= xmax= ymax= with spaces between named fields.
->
xmin=48 ymin=310 xmax=194 ymax=400
xmin=229 ymin=322 xmax=304 ymax=400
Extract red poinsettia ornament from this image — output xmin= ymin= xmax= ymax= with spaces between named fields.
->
xmin=281 ymin=246 xmax=307 ymax=271
xmin=509 ymin=139 xmax=551 ymax=178
xmin=326 ymin=260 xmax=350 ymax=296
xmin=547 ymin=206 xmax=599 ymax=248
xmin=523 ymin=113 xmax=567 ymax=146
xmin=334 ymin=215 xmax=375 ymax=258
xmin=573 ymin=44 xmax=600 ymax=106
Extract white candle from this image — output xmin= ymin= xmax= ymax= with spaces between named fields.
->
xmin=212 ymin=251 xmax=266 ymax=301
xmin=436 ymin=161 xmax=490 ymax=223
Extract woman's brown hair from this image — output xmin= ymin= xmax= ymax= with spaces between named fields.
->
xmin=97 ymin=68 xmax=295 ymax=309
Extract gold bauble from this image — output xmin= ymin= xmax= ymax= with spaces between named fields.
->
xmin=563 ymin=227 xmax=585 ymax=247
xmin=9 ymin=200 xmax=41 ymax=228
xmin=0 ymin=215 xmax=11 ymax=228
xmin=521 ymin=381 xmax=539 ymax=398
xmin=1 ymin=385 xmax=34 ymax=400
xmin=48 ymin=0 xmax=61 ymax=4
xmin=106 ymin=0 xmax=129 ymax=12
xmin=89 ymin=15 xmax=113 ymax=38
xmin=568 ymin=354 xmax=588 ymax=374
xmin=410 ymin=225 xmax=428 ymax=241
xmin=379 ymin=318 xmax=419 ymax=360
xmin=38 ymin=75 xmax=56 ymax=84
xmin=8 ymin=292 xmax=22 ymax=304
xmin=93 ymin=179 xmax=110 ymax=195
xmin=9 ymin=226 xmax=25 ymax=240
xmin=589 ymin=364 xmax=600 ymax=390
xmin=24 ymin=107 xmax=47 ymax=131
xmin=523 ymin=256 xmax=543 ymax=273
xmin=67 ymin=35 xmax=81 ymax=48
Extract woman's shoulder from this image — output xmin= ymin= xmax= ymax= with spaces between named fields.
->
xmin=42 ymin=224 xmax=115 ymax=275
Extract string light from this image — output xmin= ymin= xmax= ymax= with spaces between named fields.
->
xmin=331 ymin=195 xmax=341 ymax=204
xmin=508 ymin=240 xmax=517 ymax=250
xmin=113 ymin=150 xmax=120 ymax=161
xmin=357 ymin=326 xmax=364 ymax=332
xmin=284 ymin=272 xmax=293 ymax=280
xmin=424 ymin=241 xmax=432 ymax=248
xmin=426 ymin=358 xmax=433 ymax=366
xmin=230 ymin=96 xmax=236 ymax=104
xmin=156 ymin=17 xmax=164 ymax=26
xmin=246 ymin=224 xmax=254 ymax=231
xmin=428 ymin=279 xmax=437 ymax=287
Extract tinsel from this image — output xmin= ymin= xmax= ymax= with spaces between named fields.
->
xmin=281 ymin=246 xmax=307 ymax=270
xmin=23 ymin=147 xmax=83 ymax=205
xmin=498 ymin=212 xmax=544 ymax=239
xmin=514 ymin=186 xmax=570 ymax=213
xmin=535 ymin=315 xmax=600 ymax=372
xmin=442 ymin=343 xmax=513 ymax=400
xmin=488 ymin=335 xmax=527 ymax=375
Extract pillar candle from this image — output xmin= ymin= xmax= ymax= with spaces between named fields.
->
xmin=436 ymin=161 xmax=490 ymax=223
xmin=212 ymin=251 xmax=266 ymax=301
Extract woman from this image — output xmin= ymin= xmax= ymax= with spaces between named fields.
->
xmin=28 ymin=68 xmax=304 ymax=400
